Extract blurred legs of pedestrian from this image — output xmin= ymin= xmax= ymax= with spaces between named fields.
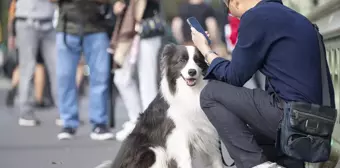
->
xmin=6 ymin=67 xmax=19 ymax=107
xmin=6 ymin=63 xmax=47 ymax=107
xmin=54 ymin=58 xmax=85 ymax=127
xmin=114 ymin=39 xmax=142 ymax=142
xmin=33 ymin=54 xmax=47 ymax=107
xmin=33 ymin=64 xmax=46 ymax=106
xmin=138 ymin=36 xmax=161 ymax=110
xmin=114 ymin=36 xmax=161 ymax=142
xmin=56 ymin=32 xmax=113 ymax=140
xmin=55 ymin=60 xmax=85 ymax=127
xmin=76 ymin=57 xmax=85 ymax=95
xmin=16 ymin=20 xmax=58 ymax=126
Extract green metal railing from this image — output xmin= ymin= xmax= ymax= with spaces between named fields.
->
xmin=319 ymin=5 xmax=340 ymax=156
xmin=319 ymin=32 xmax=340 ymax=168
xmin=326 ymin=38 xmax=340 ymax=118
xmin=307 ymin=0 xmax=340 ymax=167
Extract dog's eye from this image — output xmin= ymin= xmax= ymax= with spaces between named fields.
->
xmin=179 ymin=58 xmax=186 ymax=63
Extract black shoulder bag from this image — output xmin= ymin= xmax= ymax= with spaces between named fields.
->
xmin=138 ymin=11 xmax=166 ymax=39
xmin=276 ymin=25 xmax=338 ymax=162
xmin=138 ymin=0 xmax=166 ymax=39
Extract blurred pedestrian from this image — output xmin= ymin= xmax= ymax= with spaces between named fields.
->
xmin=15 ymin=0 xmax=57 ymax=126
xmin=5 ymin=51 xmax=51 ymax=108
xmin=51 ymin=8 xmax=87 ymax=127
xmin=224 ymin=13 xmax=239 ymax=52
xmin=53 ymin=0 xmax=115 ymax=140
xmin=171 ymin=0 xmax=226 ymax=56
xmin=6 ymin=2 xmax=52 ymax=108
xmin=109 ymin=0 xmax=164 ymax=141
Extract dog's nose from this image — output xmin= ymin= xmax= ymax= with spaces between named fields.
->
xmin=188 ymin=69 xmax=197 ymax=77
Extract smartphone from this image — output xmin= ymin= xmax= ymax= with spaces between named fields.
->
xmin=186 ymin=17 xmax=211 ymax=45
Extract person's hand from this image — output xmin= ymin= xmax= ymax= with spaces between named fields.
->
xmin=8 ymin=36 xmax=16 ymax=51
xmin=113 ymin=1 xmax=126 ymax=15
xmin=135 ymin=23 xmax=141 ymax=33
xmin=191 ymin=27 xmax=211 ymax=55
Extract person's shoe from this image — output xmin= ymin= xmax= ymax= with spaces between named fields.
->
xmin=58 ymin=127 xmax=76 ymax=140
xmin=90 ymin=125 xmax=114 ymax=141
xmin=6 ymin=87 xmax=17 ymax=107
xmin=121 ymin=120 xmax=135 ymax=129
xmin=115 ymin=121 xmax=136 ymax=142
xmin=18 ymin=115 xmax=40 ymax=126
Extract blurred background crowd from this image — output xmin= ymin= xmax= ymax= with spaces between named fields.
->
xmin=0 ymin=0 xmax=332 ymax=142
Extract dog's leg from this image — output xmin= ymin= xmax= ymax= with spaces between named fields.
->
xmin=166 ymin=131 xmax=192 ymax=168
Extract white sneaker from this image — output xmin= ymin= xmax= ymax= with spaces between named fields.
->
xmin=121 ymin=121 xmax=135 ymax=129
xmin=19 ymin=118 xmax=40 ymax=126
xmin=115 ymin=121 xmax=136 ymax=142
xmin=253 ymin=162 xmax=285 ymax=168
xmin=57 ymin=127 xmax=76 ymax=140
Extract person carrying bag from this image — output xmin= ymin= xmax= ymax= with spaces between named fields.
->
xmin=191 ymin=0 xmax=337 ymax=167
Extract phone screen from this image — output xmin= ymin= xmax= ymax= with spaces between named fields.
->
xmin=186 ymin=17 xmax=211 ymax=45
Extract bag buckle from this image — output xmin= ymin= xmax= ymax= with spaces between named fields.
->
xmin=305 ymin=120 xmax=319 ymax=129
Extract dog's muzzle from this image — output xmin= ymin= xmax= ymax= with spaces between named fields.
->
xmin=181 ymin=74 xmax=197 ymax=86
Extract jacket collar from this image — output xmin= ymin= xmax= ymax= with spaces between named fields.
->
xmin=256 ymin=0 xmax=283 ymax=6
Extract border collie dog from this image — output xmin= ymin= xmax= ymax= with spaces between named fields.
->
xmin=111 ymin=44 xmax=223 ymax=168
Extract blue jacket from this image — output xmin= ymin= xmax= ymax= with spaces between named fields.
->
xmin=204 ymin=0 xmax=335 ymax=107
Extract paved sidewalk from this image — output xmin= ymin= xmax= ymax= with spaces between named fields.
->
xmin=0 ymin=89 xmax=235 ymax=168
xmin=0 ymin=90 xmax=124 ymax=168
xmin=0 ymin=76 xmax=11 ymax=90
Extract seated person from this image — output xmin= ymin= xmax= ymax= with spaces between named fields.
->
xmin=190 ymin=0 xmax=335 ymax=167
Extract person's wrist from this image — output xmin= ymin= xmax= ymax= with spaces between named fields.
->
xmin=200 ymin=45 xmax=212 ymax=57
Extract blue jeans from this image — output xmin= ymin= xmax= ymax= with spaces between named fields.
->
xmin=56 ymin=32 xmax=110 ymax=128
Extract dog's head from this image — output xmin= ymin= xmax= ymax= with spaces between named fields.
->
xmin=160 ymin=43 xmax=209 ymax=96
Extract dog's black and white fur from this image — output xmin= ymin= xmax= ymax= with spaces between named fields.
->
xmin=111 ymin=44 xmax=223 ymax=168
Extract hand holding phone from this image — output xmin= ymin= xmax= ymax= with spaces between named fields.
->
xmin=186 ymin=17 xmax=211 ymax=45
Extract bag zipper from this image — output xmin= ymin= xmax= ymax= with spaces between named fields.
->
xmin=293 ymin=109 xmax=335 ymax=123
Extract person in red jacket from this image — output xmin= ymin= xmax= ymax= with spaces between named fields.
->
xmin=225 ymin=13 xmax=240 ymax=52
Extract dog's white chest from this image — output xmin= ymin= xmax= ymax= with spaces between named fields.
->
xmin=167 ymin=105 xmax=219 ymax=153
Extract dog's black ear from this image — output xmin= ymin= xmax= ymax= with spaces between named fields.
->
xmin=194 ymin=47 xmax=209 ymax=75
xmin=195 ymin=47 xmax=204 ymax=58
xmin=161 ymin=43 xmax=176 ymax=58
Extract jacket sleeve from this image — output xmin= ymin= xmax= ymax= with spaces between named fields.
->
xmin=204 ymin=10 xmax=269 ymax=87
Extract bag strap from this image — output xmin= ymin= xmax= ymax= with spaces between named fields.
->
xmin=267 ymin=24 xmax=331 ymax=107
xmin=313 ymin=24 xmax=331 ymax=107
xmin=219 ymin=140 xmax=235 ymax=167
